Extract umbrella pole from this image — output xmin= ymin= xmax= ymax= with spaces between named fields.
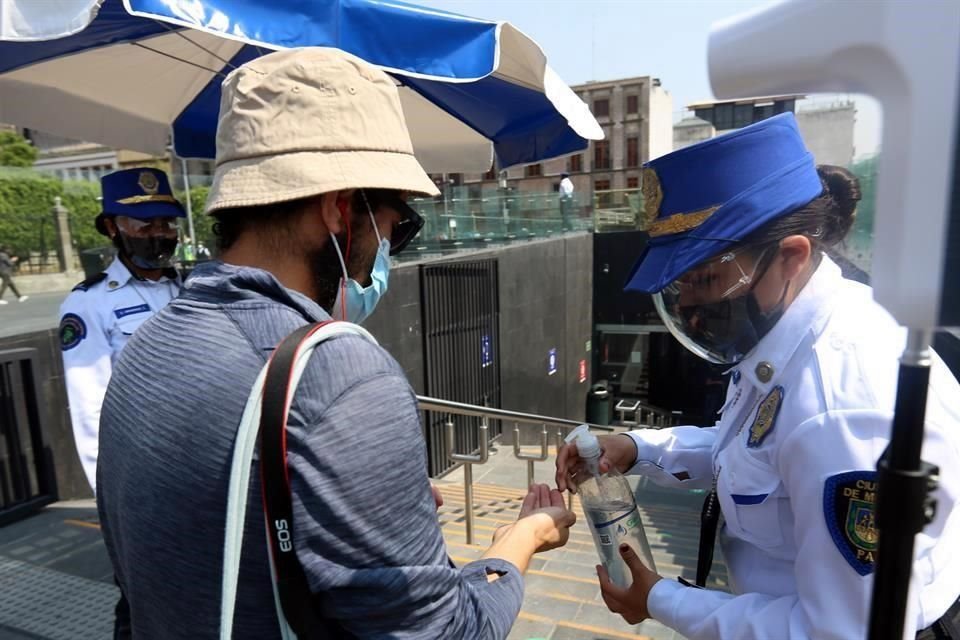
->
xmin=181 ymin=157 xmax=197 ymax=256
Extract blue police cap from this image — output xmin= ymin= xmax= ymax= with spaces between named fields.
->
xmin=100 ymin=168 xmax=185 ymax=221
xmin=624 ymin=113 xmax=823 ymax=294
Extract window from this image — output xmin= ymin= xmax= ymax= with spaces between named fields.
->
xmin=524 ymin=163 xmax=542 ymax=177
xmin=484 ymin=167 xmax=497 ymax=181
xmin=594 ymin=141 xmax=611 ymax=170
xmin=714 ymin=103 xmax=734 ymax=130
xmin=626 ymin=137 xmax=640 ymax=168
xmin=755 ymin=104 xmax=775 ymax=122
xmin=627 ymin=176 xmax=640 ymax=189
xmin=568 ymin=154 xmax=582 ymax=173
xmin=594 ymin=98 xmax=610 ymax=118
xmin=626 ymin=95 xmax=639 ymax=115
xmin=595 ymin=179 xmax=612 ymax=208
xmin=734 ymin=104 xmax=753 ymax=129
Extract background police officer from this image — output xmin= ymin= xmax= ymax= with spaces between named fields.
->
xmin=59 ymin=167 xmax=185 ymax=492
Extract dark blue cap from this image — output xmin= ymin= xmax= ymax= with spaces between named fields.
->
xmin=624 ymin=113 xmax=823 ymax=294
xmin=100 ymin=168 xmax=185 ymax=220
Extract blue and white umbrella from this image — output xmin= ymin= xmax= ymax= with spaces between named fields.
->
xmin=0 ymin=0 xmax=603 ymax=172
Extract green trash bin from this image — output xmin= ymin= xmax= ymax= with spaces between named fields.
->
xmin=586 ymin=381 xmax=612 ymax=426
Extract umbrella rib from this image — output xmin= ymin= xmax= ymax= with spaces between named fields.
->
xmin=155 ymin=22 xmax=239 ymax=71
xmin=131 ymin=41 xmax=228 ymax=79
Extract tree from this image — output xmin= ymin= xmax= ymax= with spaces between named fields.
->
xmin=0 ymin=131 xmax=38 ymax=168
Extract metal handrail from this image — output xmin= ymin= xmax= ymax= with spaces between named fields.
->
xmin=444 ymin=415 xmax=489 ymax=545
xmin=513 ymin=423 xmax=549 ymax=489
xmin=420 ymin=395 xmax=624 ymax=543
xmin=417 ymin=395 xmax=619 ymax=432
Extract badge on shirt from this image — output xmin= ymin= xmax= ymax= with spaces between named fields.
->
xmin=59 ymin=313 xmax=87 ymax=351
xmin=114 ymin=304 xmax=150 ymax=319
xmin=824 ymin=471 xmax=878 ymax=576
xmin=747 ymin=386 xmax=783 ymax=448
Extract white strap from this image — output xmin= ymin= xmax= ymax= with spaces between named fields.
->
xmin=220 ymin=322 xmax=379 ymax=640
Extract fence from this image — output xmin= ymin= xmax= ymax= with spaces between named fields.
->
xmin=0 ymin=348 xmax=57 ymax=526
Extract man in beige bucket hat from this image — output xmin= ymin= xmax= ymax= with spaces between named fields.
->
xmin=96 ymin=47 xmax=574 ymax=639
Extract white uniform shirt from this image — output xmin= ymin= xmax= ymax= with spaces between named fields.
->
xmin=625 ymin=256 xmax=960 ymax=639
xmin=560 ymin=177 xmax=575 ymax=198
xmin=59 ymin=258 xmax=180 ymax=491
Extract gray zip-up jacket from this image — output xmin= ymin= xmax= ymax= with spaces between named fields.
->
xmin=97 ymin=261 xmax=523 ymax=639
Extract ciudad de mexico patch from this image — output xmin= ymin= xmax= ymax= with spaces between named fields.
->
xmin=59 ymin=313 xmax=86 ymax=351
xmin=823 ymin=470 xmax=879 ymax=576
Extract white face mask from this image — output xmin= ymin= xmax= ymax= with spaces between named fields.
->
xmin=330 ymin=191 xmax=391 ymax=324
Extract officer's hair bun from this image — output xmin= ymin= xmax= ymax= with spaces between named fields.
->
xmin=817 ymin=165 xmax=861 ymax=245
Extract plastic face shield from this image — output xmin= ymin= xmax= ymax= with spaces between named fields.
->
xmin=114 ymin=216 xmax=179 ymax=238
xmin=653 ymin=245 xmax=775 ymax=364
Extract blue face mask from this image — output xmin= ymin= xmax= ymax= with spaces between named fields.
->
xmin=330 ymin=197 xmax=391 ymax=324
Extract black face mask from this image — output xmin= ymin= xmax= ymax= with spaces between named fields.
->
xmin=679 ymin=283 xmax=788 ymax=364
xmin=114 ymin=233 xmax=179 ymax=270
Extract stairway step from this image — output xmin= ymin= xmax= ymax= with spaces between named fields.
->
xmin=437 ymin=481 xmax=727 ymax=639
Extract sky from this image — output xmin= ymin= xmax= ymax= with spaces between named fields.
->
xmin=416 ymin=0 xmax=882 ymax=158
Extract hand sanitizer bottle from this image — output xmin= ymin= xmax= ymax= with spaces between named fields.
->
xmin=565 ymin=424 xmax=656 ymax=587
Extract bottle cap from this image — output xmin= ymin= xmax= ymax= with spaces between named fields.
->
xmin=564 ymin=424 xmax=601 ymax=459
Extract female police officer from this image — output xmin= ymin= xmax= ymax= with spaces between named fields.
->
xmin=556 ymin=113 xmax=960 ymax=639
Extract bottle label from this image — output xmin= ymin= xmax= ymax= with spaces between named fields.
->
xmin=594 ymin=506 xmax=641 ymax=545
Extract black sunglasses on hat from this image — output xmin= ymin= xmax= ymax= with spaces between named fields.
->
xmin=362 ymin=189 xmax=425 ymax=256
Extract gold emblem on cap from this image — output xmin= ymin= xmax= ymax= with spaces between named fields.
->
xmin=647 ymin=205 xmax=720 ymax=237
xmin=639 ymin=167 xmax=662 ymax=230
xmin=640 ymin=166 xmax=720 ymax=237
xmin=108 ymin=281 xmax=119 ymax=290
xmin=138 ymin=171 xmax=160 ymax=195
xmin=755 ymin=361 xmax=774 ymax=383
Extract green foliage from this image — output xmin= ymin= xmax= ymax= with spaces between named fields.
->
xmin=62 ymin=180 xmax=105 ymax=252
xmin=0 ymin=168 xmax=107 ymax=257
xmin=0 ymin=170 xmax=219 ymax=259
xmin=0 ymin=168 xmax=64 ymax=256
xmin=173 ymin=184 xmax=216 ymax=249
xmin=0 ymin=131 xmax=39 ymax=168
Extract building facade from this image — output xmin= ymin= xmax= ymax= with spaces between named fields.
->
xmin=456 ymin=76 xmax=674 ymax=200
xmin=678 ymin=95 xmax=856 ymax=166
xmin=13 ymin=128 xmax=170 ymax=182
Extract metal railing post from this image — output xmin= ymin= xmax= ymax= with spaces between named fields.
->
xmin=554 ymin=428 xmax=574 ymax=510
xmin=513 ymin=422 xmax=549 ymax=488
xmin=446 ymin=413 xmax=489 ymax=545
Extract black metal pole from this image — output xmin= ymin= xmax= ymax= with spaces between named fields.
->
xmin=868 ymin=329 xmax=939 ymax=640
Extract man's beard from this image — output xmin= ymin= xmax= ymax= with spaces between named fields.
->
xmin=310 ymin=230 xmax=378 ymax=313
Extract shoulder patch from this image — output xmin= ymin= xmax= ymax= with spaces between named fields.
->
xmin=823 ymin=471 xmax=878 ymax=576
xmin=59 ymin=313 xmax=87 ymax=351
xmin=72 ymin=272 xmax=107 ymax=292
xmin=747 ymin=385 xmax=783 ymax=448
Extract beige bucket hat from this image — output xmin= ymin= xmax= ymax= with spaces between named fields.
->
xmin=205 ymin=47 xmax=440 ymax=214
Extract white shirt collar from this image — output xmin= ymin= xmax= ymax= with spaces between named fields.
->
xmin=104 ymin=256 xmax=178 ymax=292
xmin=735 ymin=253 xmax=843 ymax=391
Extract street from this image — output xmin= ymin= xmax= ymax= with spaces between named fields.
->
xmin=0 ymin=291 xmax=66 ymax=339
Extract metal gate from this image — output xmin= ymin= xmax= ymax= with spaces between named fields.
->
xmin=421 ymin=259 xmax=501 ymax=476
xmin=0 ymin=349 xmax=57 ymax=525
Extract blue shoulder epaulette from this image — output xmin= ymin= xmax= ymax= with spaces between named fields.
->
xmin=72 ymin=272 xmax=108 ymax=292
